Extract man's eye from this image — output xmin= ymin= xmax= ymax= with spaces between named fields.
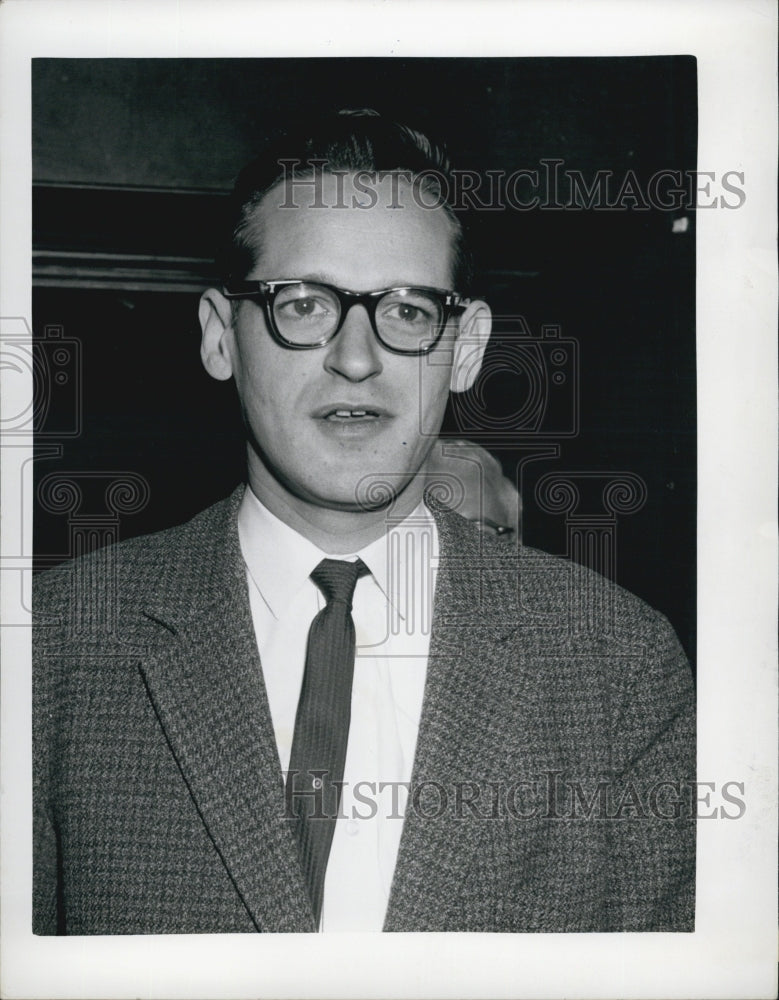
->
xmin=382 ymin=302 xmax=433 ymax=325
xmin=277 ymin=297 xmax=330 ymax=320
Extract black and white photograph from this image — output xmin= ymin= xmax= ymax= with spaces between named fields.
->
xmin=1 ymin=2 xmax=776 ymax=998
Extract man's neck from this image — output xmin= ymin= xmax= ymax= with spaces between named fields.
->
xmin=246 ymin=456 xmax=427 ymax=555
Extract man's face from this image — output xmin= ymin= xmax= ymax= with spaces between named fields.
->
xmin=201 ymin=172 xmax=488 ymax=514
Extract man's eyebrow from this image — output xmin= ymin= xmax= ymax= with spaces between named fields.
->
xmin=286 ymin=273 xmax=437 ymax=289
xmin=294 ymin=272 xmax=341 ymax=285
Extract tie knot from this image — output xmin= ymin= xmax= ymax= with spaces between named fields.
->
xmin=310 ymin=558 xmax=370 ymax=608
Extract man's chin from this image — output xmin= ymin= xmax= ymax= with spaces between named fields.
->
xmin=246 ymin=442 xmax=426 ymax=517
xmin=306 ymin=480 xmax=403 ymax=513
xmin=296 ymin=470 xmax=426 ymax=516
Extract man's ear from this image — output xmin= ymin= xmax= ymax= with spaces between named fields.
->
xmin=199 ymin=288 xmax=236 ymax=381
xmin=450 ymin=299 xmax=492 ymax=393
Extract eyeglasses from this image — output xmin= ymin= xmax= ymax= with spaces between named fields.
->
xmin=222 ymin=279 xmax=466 ymax=355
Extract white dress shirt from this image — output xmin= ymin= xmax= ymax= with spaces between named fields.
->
xmin=237 ymin=486 xmax=439 ymax=932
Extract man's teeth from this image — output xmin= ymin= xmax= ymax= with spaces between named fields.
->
xmin=333 ymin=409 xmax=369 ymax=417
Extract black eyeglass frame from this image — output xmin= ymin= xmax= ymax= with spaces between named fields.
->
xmin=222 ymin=279 xmax=467 ymax=355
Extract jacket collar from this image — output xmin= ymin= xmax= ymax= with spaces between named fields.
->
xmin=139 ymin=485 xmax=248 ymax=635
xmin=140 ymin=485 xmax=514 ymax=635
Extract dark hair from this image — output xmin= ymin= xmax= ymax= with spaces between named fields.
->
xmin=217 ymin=109 xmax=473 ymax=293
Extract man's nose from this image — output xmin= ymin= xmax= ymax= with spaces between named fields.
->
xmin=323 ymin=303 xmax=384 ymax=381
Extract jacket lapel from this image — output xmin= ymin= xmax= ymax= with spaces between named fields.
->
xmin=384 ymin=499 xmax=522 ymax=930
xmin=137 ymin=488 xmax=315 ymax=932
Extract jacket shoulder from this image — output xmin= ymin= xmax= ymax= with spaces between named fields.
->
xmin=428 ymin=494 xmax=682 ymax=651
xmin=33 ymin=488 xmax=242 ymax=617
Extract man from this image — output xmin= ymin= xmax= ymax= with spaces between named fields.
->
xmin=33 ymin=110 xmax=695 ymax=935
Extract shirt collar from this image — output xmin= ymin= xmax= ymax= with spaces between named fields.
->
xmin=237 ymin=486 xmax=438 ymax=622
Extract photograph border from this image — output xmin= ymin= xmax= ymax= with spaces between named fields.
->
xmin=1 ymin=1 xmax=776 ymax=998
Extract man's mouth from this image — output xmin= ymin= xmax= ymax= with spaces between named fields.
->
xmin=313 ymin=404 xmax=388 ymax=422
xmin=327 ymin=408 xmax=378 ymax=420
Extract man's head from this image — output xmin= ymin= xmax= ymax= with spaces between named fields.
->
xmin=199 ymin=110 xmax=492 ymax=527
xmin=216 ymin=109 xmax=474 ymax=295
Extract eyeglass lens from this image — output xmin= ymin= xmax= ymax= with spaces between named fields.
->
xmin=272 ymin=283 xmax=445 ymax=350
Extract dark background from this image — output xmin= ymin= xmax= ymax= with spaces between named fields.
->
xmin=32 ymin=57 xmax=697 ymax=666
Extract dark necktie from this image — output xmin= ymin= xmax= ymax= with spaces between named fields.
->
xmin=286 ymin=557 xmax=370 ymax=927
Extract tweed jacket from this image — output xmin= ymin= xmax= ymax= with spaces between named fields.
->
xmin=33 ymin=486 xmax=695 ymax=935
